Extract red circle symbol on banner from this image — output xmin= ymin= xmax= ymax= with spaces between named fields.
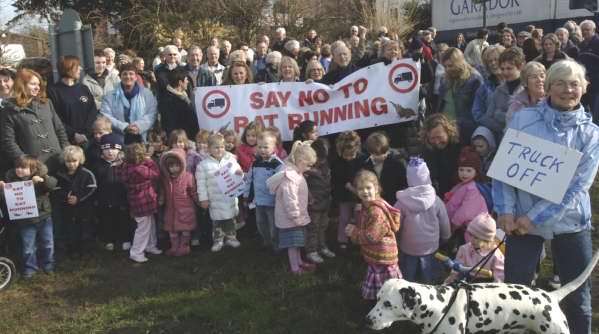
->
xmin=388 ymin=63 xmax=419 ymax=93
xmin=202 ymin=90 xmax=231 ymax=118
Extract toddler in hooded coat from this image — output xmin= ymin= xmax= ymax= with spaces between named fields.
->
xmin=159 ymin=148 xmax=198 ymax=256
xmin=395 ymin=158 xmax=451 ymax=284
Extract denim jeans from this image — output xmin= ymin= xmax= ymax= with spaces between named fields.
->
xmin=20 ymin=217 xmax=55 ymax=277
xmin=399 ymin=252 xmax=438 ymax=284
xmin=255 ymin=206 xmax=276 ymax=248
xmin=504 ymin=230 xmax=592 ymax=334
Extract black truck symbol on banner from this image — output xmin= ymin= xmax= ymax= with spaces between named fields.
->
xmin=394 ymin=72 xmax=413 ymax=84
xmin=208 ymin=98 xmax=226 ymax=109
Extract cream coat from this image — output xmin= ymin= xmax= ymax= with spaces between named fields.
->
xmin=196 ymin=152 xmax=241 ymax=220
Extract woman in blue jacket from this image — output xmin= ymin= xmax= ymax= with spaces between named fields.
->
xmin=493 ymin=60 xmax=599 ymax=334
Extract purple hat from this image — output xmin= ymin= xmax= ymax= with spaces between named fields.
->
xmin=406 ymin=157 xmax=431 ymax=187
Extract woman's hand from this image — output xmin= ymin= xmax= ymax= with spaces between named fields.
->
xmin=200 ymin=201 xmax=209 ymax=209
xmin=31 ymin=176 xmax=44 ymax=184
xmin=497 ymin=214 xmax=516 ymax=235
xmin=514 ymin=216 xmax=534 ymax=235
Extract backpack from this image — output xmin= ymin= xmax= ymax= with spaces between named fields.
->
xmin=476 ymin=181 xmax=493 ymax=213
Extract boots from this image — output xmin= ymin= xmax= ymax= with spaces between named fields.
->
xmin=166 ymin=234 xmax=180 ymax=256
xmin=176 ymin=234 xmax=191 ymax=256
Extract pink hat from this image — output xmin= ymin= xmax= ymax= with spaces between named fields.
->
xmin=467 ymin=213 xmax=496 ymax=241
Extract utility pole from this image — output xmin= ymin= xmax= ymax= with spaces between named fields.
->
xmin=473 ymin=0 xmax=489 ymax=28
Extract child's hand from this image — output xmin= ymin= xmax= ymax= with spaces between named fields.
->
xmin=32 ymin=176 xmax=44 ymax=184
xmin=200 ymin=201 xmax=209 ymax=209
xmin=235 ymin=169 xmax=243 ymax=176
xmin=67 ymin=191 xmax=78 ymax=205
xmin=345 ymin=224 xmax=355 ymax=237
xmin=0 ymin=181 xmax=4 ymax=190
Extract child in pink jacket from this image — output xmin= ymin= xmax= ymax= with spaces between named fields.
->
xmin=159 ymin=148 xmax=198 ymax=256
xmin=445 ymin=213 xmax=504 ymax=283
xmin=444 ymin=146 xmax=488 ymax=245
xmin=267 ymin=141 xmax=317 ymax=275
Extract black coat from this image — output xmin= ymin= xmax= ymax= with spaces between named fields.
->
xmin=330 ymin=152 xmax=367 ymax=203
xmin=320 ymin=63 xmax=359 ymax=85
xmin=55 ymin=165 xmax=97 ymax=223
xmin=362 ymin=150 xmax=408 ymax=205
xmin=423 ymin=142 xmax=462 ymax=196
xmin=88 ymin=158 xmax=128 ymax=209
xmin=158 ymin=89 xmax=198 ymax=138
xmin=0 ymin=98 xmax=69 ymax=173
xmin=47 ymin=82 xmax=98 ymax=142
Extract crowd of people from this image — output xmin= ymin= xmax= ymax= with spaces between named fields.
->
xmin=0 ymin=19 xmax=598 ymax=333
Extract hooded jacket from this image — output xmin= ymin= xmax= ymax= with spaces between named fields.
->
xmin=196 ymin=151 xmax=240 ymax=221
xmin=350 ymin=199 xmax=400 ymax=265
xmin=471 ymin=126 xmax=497 ymax=173
xmin=4 ymin=162 xmax=57 ymax=224
xmin=305 ymin=158 xmax=332 ymax=212
xmin=82 ymin=71 xmax=120 ymax=109
xmin=480 ymin=81 xmax=525 ymax=138
xmin=267 ymin=164 xmax=310 ymax=229
xmin=493 ymin=100 xmax=599 ymax=239
xmin=445 ymin=180 xmax=488 ymax=231
xmin=395 ymin=185 xmax=450 ymax=256
xmin=115 ymin=158 xmax=160 ymax=218
xmin=160 ymin=149 xmax=198 ymax=232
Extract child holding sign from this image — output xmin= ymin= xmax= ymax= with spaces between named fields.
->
xmin=196 ymin=133 xmax=243 ymax=252
xmin=1 ymin=156 xmax=57 ymax=278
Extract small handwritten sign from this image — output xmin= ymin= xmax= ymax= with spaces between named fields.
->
xmin=487 ymin=129 xmax=582 ymax=204
xmin=214 ymin=162 xmax=245 ymax=198
xmin=4 ymin=181 xmax=39 ymax=220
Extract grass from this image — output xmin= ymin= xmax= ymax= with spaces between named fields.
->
xmin=1 ymin=183 xmax=599 ymax=333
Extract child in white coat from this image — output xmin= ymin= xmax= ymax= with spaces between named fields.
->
xmin=196 ymin=133 xmax=243 ymax=252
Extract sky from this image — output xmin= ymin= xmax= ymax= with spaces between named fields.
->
xmin=0 ymin=0 xmax=49 ymax=32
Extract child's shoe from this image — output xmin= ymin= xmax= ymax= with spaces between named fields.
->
xmin=105 ymin=243 xmax=114 ymax=251
xmin=166 ymin=235 xmax=180 ymax=256
xmin=548 ymin=275 xmax=561 ymax=290
xmin=130 ymin=255 xmax=148 ymax=263
xmin=146 ymin=247 xmax=163 ymax=255
xmin=299 ymin=262 xmax=316 ymax=272
xmin=320 ymin=247 xmax=336 ymax=258
xmin=177 ymin=235 xmax=191 ymax=256
xmin=190 ymin=239 xmax=200 ymax=247
xmin=122 ymin=242 xmax=132 ymax=251
xmin=306 ymin=252 xmax=324 ymax=264
xmin=225 ymin=237 xmax=241 ymax=248
xmin=211 ymin=241 xmax=224 ymax=252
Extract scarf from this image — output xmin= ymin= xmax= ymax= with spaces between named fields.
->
xmin=166 ymin=84 xmax=191 ymax=105
xmin=91 ymin=69 xmax=109 ymax=88
xmin=116 ymin=82 xmax=145 ymax=124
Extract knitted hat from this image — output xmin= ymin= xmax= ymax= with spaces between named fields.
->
xmin=467 ymin=213 xmax=496 ymax=242
xmin=406 ymin=157 xmax=431 ymax=187
xmin=124 ymin=132 xmax=143 ymax=145
xmin=458 ymin=146 xmax=482 ymax=176
xmin=100 ymin=133 xmax=123 ymax=150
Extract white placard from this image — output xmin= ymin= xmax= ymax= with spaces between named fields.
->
xmin=214 ymin=162 xmax=245 ymax=198
xmin=195 ymin=59 xmax=420 ymax=141
xmin=487 ymin=129 xmax=583 ymax=204
xmin=4 ymin=181 xmax=39 ymax=220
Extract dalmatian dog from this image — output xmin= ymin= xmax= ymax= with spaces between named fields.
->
xmin=366 ymin=251 xmax=599 ymax=333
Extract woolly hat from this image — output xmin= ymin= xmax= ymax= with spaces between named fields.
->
xmin=406 ymin=157 xmax=431 ymax=187
xmin=100 ymin=133 xmax=123 ymax=150
xmin=467 ymin=213 xmax=496 ymax=242
xmin=458 ymin=146 xmax=482 ymax=175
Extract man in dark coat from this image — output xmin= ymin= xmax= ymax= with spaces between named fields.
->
xmin=158 ymin=68 xmax=198 ymax=138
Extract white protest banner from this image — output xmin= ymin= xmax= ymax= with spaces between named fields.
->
xmin=194 ymin=59 xmax=420 ymax=141
xmin=487 ymin=128 xmax=582 ymax=204
xmin=4 ymin=181 xmax=39 ymax=220
xmin=214 ymin=161 xmax=245 ymax=198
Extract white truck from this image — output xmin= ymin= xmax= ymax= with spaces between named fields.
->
xmin=432 ymin=0 xmax=597 ymax=41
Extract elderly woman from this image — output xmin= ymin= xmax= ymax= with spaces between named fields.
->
xmin=1 ymin=69 xmax=69 ymax=172
xmin=493 ymin=60 xmax=598 ymax=334
xmin=47 ymin=55 xmax=98 ymax=146
xmin=506 ymin=61 xmax=546 ymax=123
xmin=283 ymin=40 xmax=301 ymax=60
xmin=100 ymin=63 xmax=157 ymax=141
xmin=372 ymin=39 xmax=403 ymax=65
xmin=304 ymin=60 xmax=324 ymax=81
xmin=255 ymin=51 xmax=281 ymax=83
xmin=533 ymin=33 xmax=569 ymax=70
xmin=278 ymin=56 xmax=300 ymax=82
xmin=321 ymin=41 xmax=358 ymax=85
xmin=222 ymin=62 xmax=253 ymax=85
xmin=471 ymin=45 xmax=505 ymax=123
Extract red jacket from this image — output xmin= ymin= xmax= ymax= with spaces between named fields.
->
xmin=116 ymin=159 xmax=160 ymax=218
xmin=237 ymin=143 xmax=257 ymax=172
xmin=159 ymin=149 xmax=198 ymax=232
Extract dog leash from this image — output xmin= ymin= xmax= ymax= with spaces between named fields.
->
xmin=428 ymin=236 xmax=506 ymax=334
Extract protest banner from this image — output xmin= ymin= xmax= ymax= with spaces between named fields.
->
xmin=214 ymin=161 xmax=246 ymax=198
xmin=4 ymin=181 xmax=39 ymax=220
xmin=487 ymin=128 xmax=582 ymax=204
xmin=194 ymin=59 xmax=420 ymax=141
